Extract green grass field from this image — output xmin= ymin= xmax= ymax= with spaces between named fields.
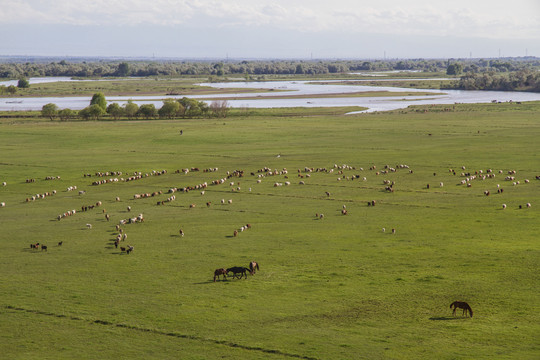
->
xmin=0 ymin=102 xmax=538 ymax=359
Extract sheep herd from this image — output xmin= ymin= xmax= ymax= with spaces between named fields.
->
xmin=1 ymin=163 xmax=536 ymax=269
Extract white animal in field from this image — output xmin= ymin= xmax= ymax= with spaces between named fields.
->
xmin=86 ymin=223 xmax=92 ymax=229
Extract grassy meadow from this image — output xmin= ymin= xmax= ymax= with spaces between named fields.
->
xmin=0 ymin=102 xmax=538 ymax=359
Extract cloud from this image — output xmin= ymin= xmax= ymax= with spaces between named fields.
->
xmin=1 ymin=0 xmax=538 ymax=40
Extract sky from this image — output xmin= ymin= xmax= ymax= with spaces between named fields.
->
xmin=1 ymin=0 xmax=539 ymax=59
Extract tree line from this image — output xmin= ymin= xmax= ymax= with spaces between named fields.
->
xmin=41 ymin=93 xmax=230 ymax=121
xmin=1 ymin=58 xmax=539 ymax=79
xmin=456 ymin=69 xmax=540 ymax=92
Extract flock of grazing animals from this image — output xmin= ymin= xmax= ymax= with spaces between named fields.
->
xmin=2 ymin=163 xmax=535 ymax=286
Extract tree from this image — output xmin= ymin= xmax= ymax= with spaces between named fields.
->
xmin=41 ymin=103 xmax=59 ymax=120
xmin=107 ymin=103 xmax=124 ymax=120
xmin=137 ymin=104 xmax=157 ymax=119
xmin=123 ymin=101 xmax=139 ymax=119
xmin=58 ymin=108 xmax=75 ymax=121
xmin=90 ymin=92 xmax=107 ymax=111
xmin=117 ymin=62 xmax=130 ymax=77
xmin=80 ymin=104 xmax=106 ymax=120
xmin=446 ymin=63 xmax=463 ymax=76
xmin=210 ymin=100 xmax=229 ymax=118
xmin=6 ymin=85 xmax=17 ymax=94
xmin=17 ymin=77 xmax=30 ymax=88
xmin=158 ymin=99 xmax=180 ymax=119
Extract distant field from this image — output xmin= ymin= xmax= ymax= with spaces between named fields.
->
xmin=0 ymin=102 xmax=538 ymax=359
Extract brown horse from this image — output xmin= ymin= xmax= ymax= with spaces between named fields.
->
xmin=249 ymin=261 xmax=259 ymax=274
xmin=450 ymin=301 xmax=473 ymax=317
xmin=213 ymin=268 xmax=227 ymax=282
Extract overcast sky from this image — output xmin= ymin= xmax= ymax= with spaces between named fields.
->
xmin=1 ymin=0 xmax=539 ymax=59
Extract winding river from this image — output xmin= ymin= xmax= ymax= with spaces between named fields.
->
xmin=1 ymin=77 xmax=540 ymax=113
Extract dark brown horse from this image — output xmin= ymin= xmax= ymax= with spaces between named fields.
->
xmin=213 ymin=268 xmax=227 ymax=282
xmin=227 ymin=267 xmax=250 ymax=279
xmin=450 ymin=301 xmax=473 ymax=317
xmin=249 ymin=261 xmax=259 ymax=274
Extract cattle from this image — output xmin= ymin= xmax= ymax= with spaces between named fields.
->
xmin=41 ymin=245 xmax=47 ymax=251
xmin=179 ymin=229 xmax=184 ymax=237
xmin=58 ymin=241 xmax=63 ymax=246
xmin=502 ymin=204 xmax=507 ymax=209
xmin=0 ymin=202 xmax=5 ymax=207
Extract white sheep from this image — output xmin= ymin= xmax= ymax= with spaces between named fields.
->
xmin=0 ymin=202 xmax=5 ymax=207
xmin=502 ymin=204 xmax=507 ymax=209
xmin=86 ymin=223 xmax=92 ymax=229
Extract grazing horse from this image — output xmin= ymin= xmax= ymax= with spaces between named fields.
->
xmin=213 ymin=268 xmax=227 ymax=282
xmin=450 ymin=301 xmax=473 ymax=317
xmin=227 ymin=267 xmax=251 ymax=279
xmin=249 ymin=261 xmax=259 ymax=274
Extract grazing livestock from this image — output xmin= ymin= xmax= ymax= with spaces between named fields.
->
xmin=233 ymin=230 xmax=238 ymax=237
xmin=392 ymin=228 xmax=396 ymax=234
xmin=213 ymin=268 xmax=227 ymax=282
xmin=126 ymin=246 xmax=134 ymax=254
xmin=502 ymin=204 xmax=507 ymax=209
xmin=30 ymin=243 xmax=40 ymax=249
xmin=249 ymin=261 xmax=259 ymax=274
xmin=41 ymin=245 xmax=47 ymax=251
xmin=450 ymin=301 xmax=473 ymax=317
xmin=226 ymin=267 xmax=251 ymax=279
xmin=127 ymin=206 xmax=131 ymax=212
xmin=0 ymin=202 xmax=5 ymax=207
xmin=120 ymin=247 xmax=126 ymax=252
xmin=58 ymin=241 xmax=63 ymax=246
xmin=105 ymin=214 xmax=110 ymax=221
xmin=526 ymin=203 xmax=531 ymax=208
xmin=86 ymin=223 xmax=92 ymax=229
xmin=341 ymin=209 xmax=348 ymax=215
xmin=179 ymin=229 xmax=184 ymax=237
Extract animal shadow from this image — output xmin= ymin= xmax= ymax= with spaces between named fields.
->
xmin=429 ymin=316 xmax=461 ymax=321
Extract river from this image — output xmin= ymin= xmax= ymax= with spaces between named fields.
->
xmin=1 ymin=77 xmax=539 ymax=113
